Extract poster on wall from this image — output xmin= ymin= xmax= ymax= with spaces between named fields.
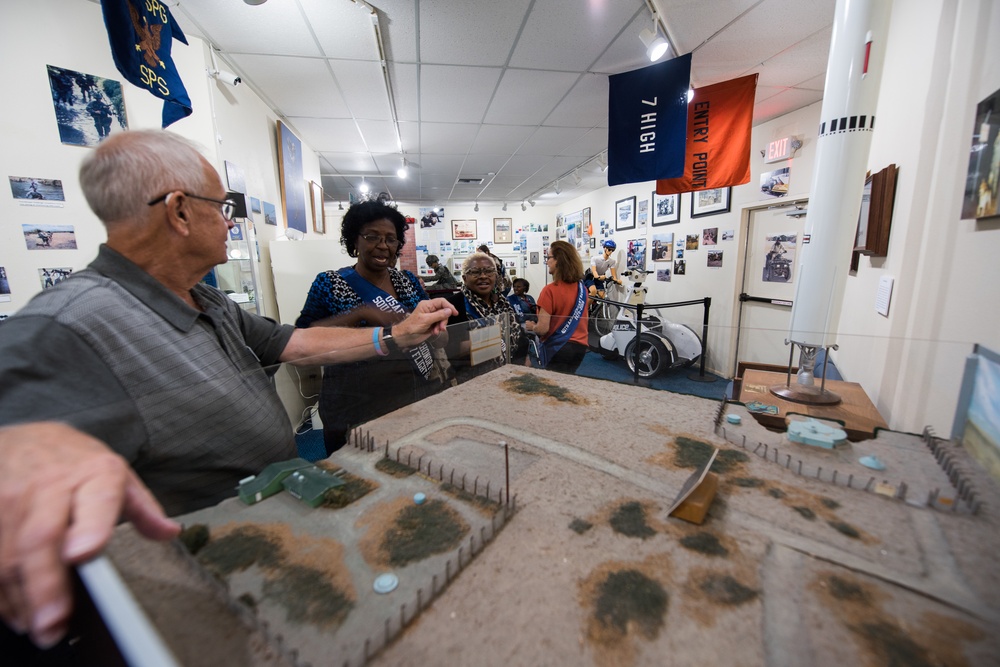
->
xmin=420 ymin=207 xmax=443 ymax=228
xmin=760 ymin=166 xmax=790 ymax=198
xmin=21 ymin=224 xmax=78 ymax=250
xmin=962 ymin=86 xmax=1000 ymax=219
xmin=9 ymin=177 xmax=65 ymax=207
xmin=626 ymin=238 xmax=646 ymax=271
xmin=656 ymin=267 xmax=672 ymax=282
xmin=262 ymin=201 xmax=277 ymax=226
xmin=707 ymin=250 xmax=723 ymax=268
xmin=651 ymin=232 xmax=674 ymax=262
xmin=762 ymin=232 xmax=797 ymax=283
xmin=276 ymin=121 xmax=307 ymax=233
xmin=46 ymin=65 xmax=128 ymax=147
xmin=38 ymin=267 xmax=73 ymax=289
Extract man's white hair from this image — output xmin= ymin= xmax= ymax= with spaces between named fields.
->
xmin=79 ymin=129 xmax=211 ymax=224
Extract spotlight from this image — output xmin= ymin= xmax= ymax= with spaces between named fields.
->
xmin=638 ymin=13 xmax=669 ymax=62
xmin=338 ymin=201 xmax=344 ymax=211
xmin=554 ymin=181 xmax=561 ymax=195
xmin=529 ymin=200 xmax=535 ymax=207
xmin=572 ymin=169 xmax=581 ymax=184
xmin=396 ymin=158 xmax=408 ymax=179
xmin=474 ymin=201 xmax=479 ymax=212
xmin=359 ymin=178 xmax=369 ymax=194
xmin=502 ymin=202 xmax=508 ymax=212
xmin=521 ymin=201 xmax=527 ymax=212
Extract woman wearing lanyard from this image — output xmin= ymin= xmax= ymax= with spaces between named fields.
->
xmin=296 ymin=200 xmax=449 ymax=454
xmin=525 ymin=241 xmax=590 ymax=373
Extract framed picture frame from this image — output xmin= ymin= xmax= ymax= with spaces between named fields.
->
xmin=690 ymin=187 xmax=731 ymax=218
xmin=452 ymin=219 xmax=477 ymax=240
xmin=590 ymin=237 xmax=597 ymax=249
xmin=582 ymin=207 xmax=591 ymax=230
xmin=854 ymin=163 xmax=897 ymax=256
xmin=962 ymin=86 xmax=1000 ymax=219
xmin=493 ymin=217 xmax=512 ymax=243
xmin=276 ymin=121 xmax=307 ymax=233
xmin=310 ymin=180 xmax=325 ymax=234
xmin=652 ymin=191 xmax=680 ymax=226
xmin=615 ymin=196 xmax=636 ymax=231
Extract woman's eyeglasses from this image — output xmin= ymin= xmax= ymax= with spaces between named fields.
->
xmin=464 ymin=268 xmax=495 ymax=278
xmin=359 ymin=233 xmax=400 ymax=248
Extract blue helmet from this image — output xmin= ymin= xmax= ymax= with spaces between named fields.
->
xmin=602 ymin=239 xmax=617 ymax=250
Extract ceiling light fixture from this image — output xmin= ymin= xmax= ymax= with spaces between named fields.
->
xmin=597 ymin=153 xmax=608 ymax=173
xmin=572 ymin=169 xmax=581 ymax=185
xmin=359 ymin=178 xmax=369 ymax=194
xmin=338 ymin=201 xmax=344 ymax=211
xmin=521 ymin=201 xmax=527 ymax=211
xmin=243 ymin=0 xmax=268 ymax=5
xmin=396 ymin=158 xmax=408 ymax=179
xmin=554 ymin=181 xmax=561 ymax=195
xmin=638 ymin=12 xmax=669 ymax=62
xmin=502 ymin=202 xmax=508 ymax=212
xmin=529 ymin=200 xmax=536 ymax=207
xmin=474 ymin=201 xmax=479 ymax=212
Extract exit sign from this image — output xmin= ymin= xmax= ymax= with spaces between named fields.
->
xmin=765 ymin=136 xmax=792 ymax=163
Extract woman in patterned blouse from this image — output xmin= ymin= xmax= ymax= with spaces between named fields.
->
xmin=457 ymin=252 xmax=523 ymax=378
xmin=296 ymin=201 xmax=449 ymax=454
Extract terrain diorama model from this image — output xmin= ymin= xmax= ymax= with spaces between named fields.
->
xmin=106 ymin=367 xmax=1000 ymax=666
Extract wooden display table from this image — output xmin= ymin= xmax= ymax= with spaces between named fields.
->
xmin=737 ymin=369 xmax=888 ymax=441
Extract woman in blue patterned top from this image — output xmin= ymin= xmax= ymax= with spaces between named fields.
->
xmin=296 ymin=200 xmax=449 ymax=454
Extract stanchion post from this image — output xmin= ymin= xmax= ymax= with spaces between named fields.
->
xmin=688 ymin=296 xmax=716 ymax=383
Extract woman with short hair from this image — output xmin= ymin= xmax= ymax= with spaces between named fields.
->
xmin=525 ymin=241 xmax=590 ymax=373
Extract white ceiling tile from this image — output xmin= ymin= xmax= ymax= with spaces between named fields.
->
xmin=419 ymin=0 xmax=532 ymax=66
xmin=471 ymin=125 xmax=537 ymax=155
xmin=420 ymin=65 xmax=503 ymax=123
xmin=388 ymin=63 xmax=420 ymax=122
xmin=300 ymin=0 xmax=380 ymax=59
xmin=230 ymin=54 xmax=349 ymax=118
xmin=485 ymin=69 xmax=582 ymax=125
xmin=173 ymin=0 xmax=323 ymax=57
xmin=545 ymin=73 xmax=610 ymax=128
xmin=517 ymin=127 xmax=592 ymax=157
xmin=356 ymin=120 xmax=402 ymax=153
xmin=419 ymin=122 xmax=481 ymax=155
xmin=319 ymin=151 xmax=379 ymax=173
xmin=291 ymin=118 xmax=366 ymax=153
xmin=754 ymin=88 xmax=825 ymax=125
xmin=509 ymin=0 xmax=642 ymax=71
xmin=329 ymin=59 xmax=393 ymax=121
xmin=559 ymin=127 xmax=608 ymax=157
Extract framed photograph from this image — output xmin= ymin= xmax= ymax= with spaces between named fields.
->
xmin=615 ymin=196 xmax=636 ymax=231
xmin=276 ymin=120 xmax=307 ymax=233
xmin=310 ymin=180 xmax=325 ymax=234
xmin=590 ymin=237 xmax=597 ymax=249
xmin=582 ymin=207 xmax=591 ymax=230
xmin=962 ymin=86 xmax=1000 ymax=219
xmin=652 ymin=192 xmax=680 ymax=225
xmin=494 ymin=217 xmax=512 ymax=243
xmin=854 ymin=163 xmax=897 ymax=256
xmin=452 ymin=219 xmax=477 ymax=240
xmin=691 ymin=187 xmax=731 ymax=218
xmin=262 ymin=201 xmax=277 ymax=226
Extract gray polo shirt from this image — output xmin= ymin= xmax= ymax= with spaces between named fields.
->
xmin=0 ymin=245 xmax=297 ymax=515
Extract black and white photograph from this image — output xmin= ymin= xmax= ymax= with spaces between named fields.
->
xmin=420 ymin=207 xmax=443 ymax=228
xmin=652 ymin=191 xmax=680 ymax=225
xmin=674 ymin=259 xmax=686 ymax=276
xmin=707 ymin=250 xmax=724 ymax=268
xmin=38 ymin=267 xmax=73 ymax=290
xmin=22 ymin=224 xmax=78 ymax=250
xmin=762 ymin=232 xmax=797 ymax=283
xmin=656 ymin=267 xmax=671 ymax=282
xmin=47 ymin=65 xmax=127 ymax=147
xmin=9 ymin=176 xmax=65 ymax=205
xmin=702 ymin=227 xmax=718 ymax=246
xmin=637 ymin=198 xmax=649 ymax=227
xmin=615 ymin=196 xmax=636 ymax=231
xmin=722 ymin=229 xmax=735 ymax=241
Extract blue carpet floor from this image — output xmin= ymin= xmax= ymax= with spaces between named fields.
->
xmin=574 ymin=351 xmax=727 ymax=400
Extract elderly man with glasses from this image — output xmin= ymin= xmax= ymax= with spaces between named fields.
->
xmin=0 ymin=130 xmax=456 ymax=650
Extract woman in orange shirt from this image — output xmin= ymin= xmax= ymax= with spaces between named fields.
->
xmin=525 ymin=240 xmax=590 ymax=373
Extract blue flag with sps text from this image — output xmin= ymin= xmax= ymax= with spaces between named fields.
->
xmin=607 ymin=54 xmax=692 ymax=187
xmin=100 ymin=0 xmax=192 ymax=128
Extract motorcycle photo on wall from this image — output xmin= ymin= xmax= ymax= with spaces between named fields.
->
xmin=762 ymin=232 xmax=797 ymax=283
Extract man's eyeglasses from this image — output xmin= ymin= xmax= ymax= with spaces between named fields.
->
xmin=147 ymin=192 xmax=237 ymax=221
xmin=464 ymin=268 xmax=496 ymax=278
xmin=359 ymin=233 xmax=400 ymax=248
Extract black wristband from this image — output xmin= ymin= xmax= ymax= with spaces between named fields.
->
xmin=382 ymin=325 xmax=401 ymax=354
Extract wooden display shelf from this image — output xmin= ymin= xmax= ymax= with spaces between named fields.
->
xmin=737 ymin=369 xmax=888 ymax=441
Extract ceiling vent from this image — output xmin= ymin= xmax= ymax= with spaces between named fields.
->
xmin=457 ymin=177 xmax=484 ymax=184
